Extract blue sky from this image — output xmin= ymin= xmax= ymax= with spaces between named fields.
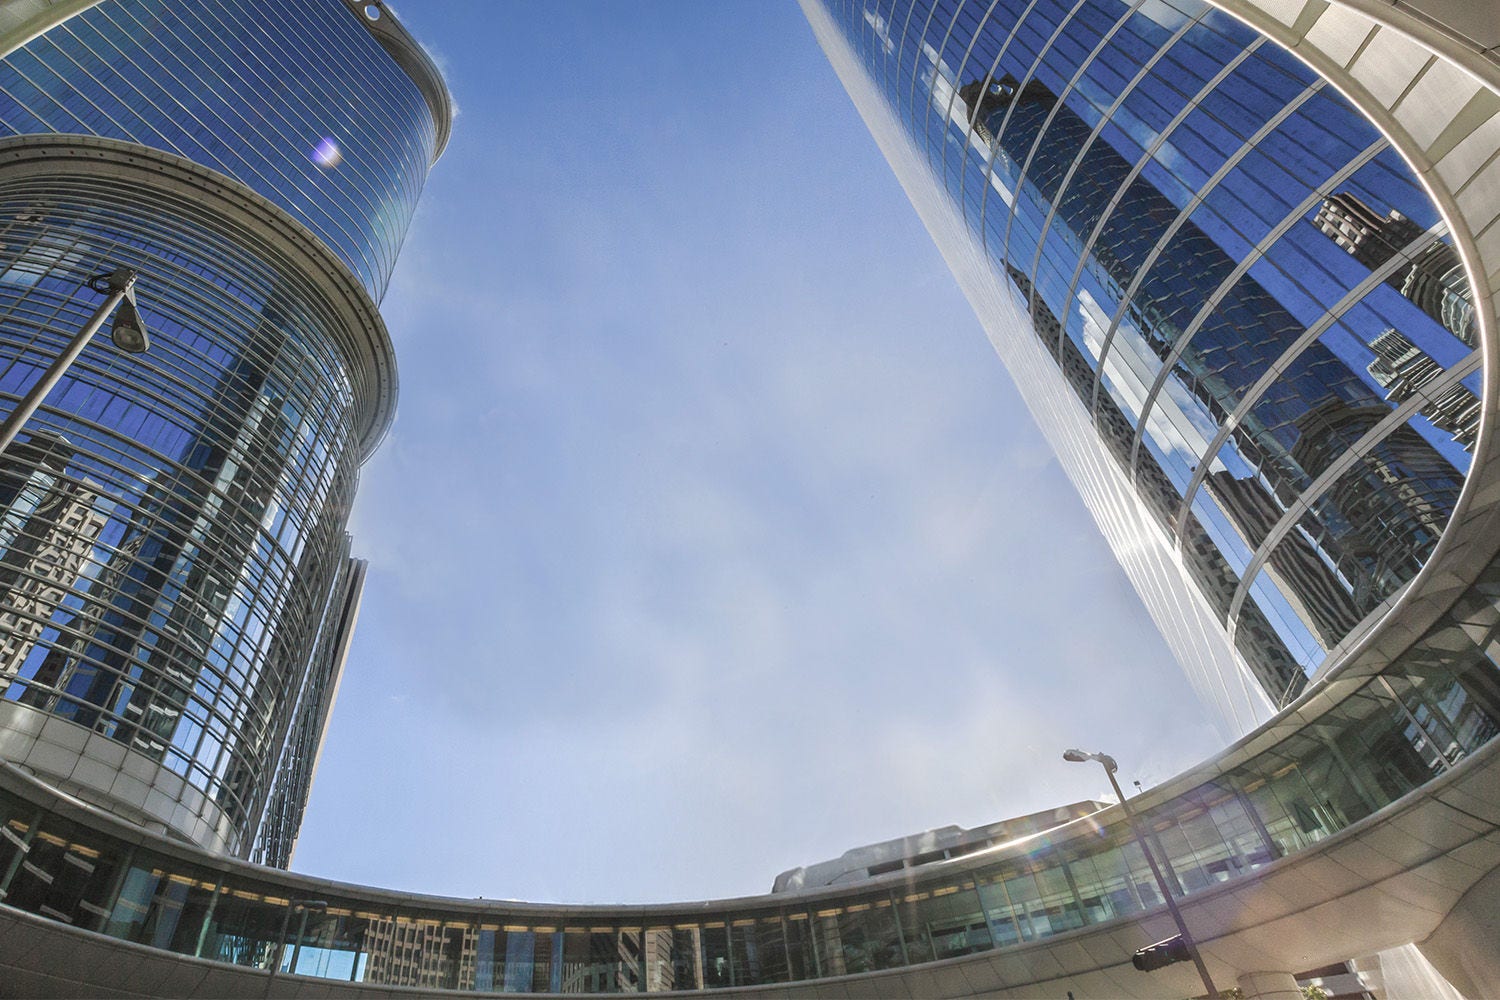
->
xmin=291 ymin=1 xmax=1223 ymax=905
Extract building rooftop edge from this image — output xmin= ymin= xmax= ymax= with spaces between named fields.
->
xmin=770 ymin=799 xmax=1112 ymax=893
xmin=353 ymin=0 xmax=454 ymax=164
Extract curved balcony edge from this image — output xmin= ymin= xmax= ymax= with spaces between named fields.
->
xmin=1 ymin=730 xmax=1497 ymax=997
xmin=0 ymin=134 xmax=399 ymax=462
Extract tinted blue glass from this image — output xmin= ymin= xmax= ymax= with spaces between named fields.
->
xmin=0 ymin=186 xmax=361 ymax=842
xmin=0 ymin=0 xmax=435 ymax=299
xmin=826 ymin=0 xmax=1479 ymax=696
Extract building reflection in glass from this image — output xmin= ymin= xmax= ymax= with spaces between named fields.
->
xmin=811 ymin=0 xmax=1481 ymax=712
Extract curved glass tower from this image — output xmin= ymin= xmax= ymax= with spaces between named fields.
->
xmin=0 ymin=0 xmax=449 ymax=864
xmin=804 ymin=0 xmax=1484 ymax=734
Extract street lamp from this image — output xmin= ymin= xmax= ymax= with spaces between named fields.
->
xmin=0 ymin=265 xmax=151 ymax=457
xmin=1063 ymin=748 xmax=1219 ymax=998
xmin=264 ymin=898 xmax=328 ymax=996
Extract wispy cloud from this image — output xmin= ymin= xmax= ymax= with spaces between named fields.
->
xmin=299 ymin=1 xmax=1221 ymax=904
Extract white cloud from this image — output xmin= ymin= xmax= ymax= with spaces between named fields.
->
xmin=299 ymin=3 xmax=1222 ymax=905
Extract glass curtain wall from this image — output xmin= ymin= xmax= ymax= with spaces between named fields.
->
xmin=819 ymin=0 xmax=1478 ymax=706
xmin=0 ymin=0 xmax=440 ymax=859
xmin=0 ymin=167 xmax=365 ymax=855
xmin=0 ymin=0 xmax=437 ymax=299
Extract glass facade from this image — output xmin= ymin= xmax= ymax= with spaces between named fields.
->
xmin=0 ymin=0 xmax=1495 ymax=994
xmin=813 ymin=0 xmax=1479 ymax=715
xmin=0 ymin=0 xmax=445 ymax=864
xmin=0 ymin=160 xmax=365 ymax=854
xmin=0 ymin=0 xmax=438 ymax=299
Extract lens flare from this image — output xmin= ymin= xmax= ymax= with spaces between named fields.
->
xmin=311 ymin=137 xmax=343 ymax=169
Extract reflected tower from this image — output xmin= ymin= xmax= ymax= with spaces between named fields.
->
xmin=803 ymin=0 xmax=1480 ymax=733
xmin=0 ymin=433 xmax=108 ymax=686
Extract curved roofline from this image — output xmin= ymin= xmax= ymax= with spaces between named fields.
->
xmin=0 ymin=0 xmax=104 ymax=61
xmin=351 ymin=0 xmax=454 ymax=164
xmin=0 ymin=135 xmax=399 ymax=461
xmin=10 ymin=735 xmax=1498 ymax=921
xmin=6 ymin=738 xmax=1498 ymax=996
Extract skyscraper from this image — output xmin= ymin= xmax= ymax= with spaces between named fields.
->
xmin=2 ymin=2 xmax=1500 ymax=997
xmin=802 ymin=0 xmax=1485 ymax=736
xmin=0 ymin=0 xmax=449 ymax=865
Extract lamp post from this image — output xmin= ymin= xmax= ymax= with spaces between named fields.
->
xmin=1063 ymin=748 xmax=1219 ymax=998
xmin=264 ymin=898 xmax=328 ymax=997
xmin=0 ymin=266 xmax=150 ymax=457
